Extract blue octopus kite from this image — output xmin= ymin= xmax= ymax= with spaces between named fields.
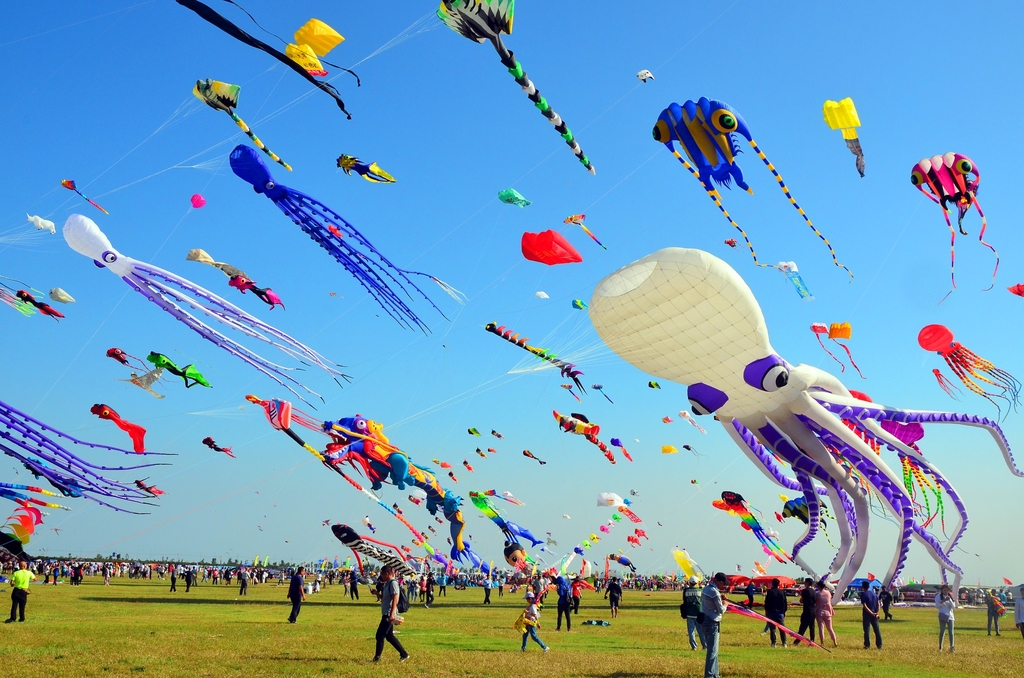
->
xmin=652 ymin=97 xmax=852 ymax=279
xmin=230 ymin=145 xmax=464 ymax=332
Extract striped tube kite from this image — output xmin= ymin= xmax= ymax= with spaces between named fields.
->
xmin=484 ymin=322 xmax=585 ymax=392
xmin=194 ymin=79 xmax=292 ymax=171
xmin=438 ymin=1 xmax=595 ymax=174
xmin=652 ymin=97 xmax=851 ymax=278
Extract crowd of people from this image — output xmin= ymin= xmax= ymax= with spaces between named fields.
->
xmin=2 ymin=555 xmax=1022 ymax=672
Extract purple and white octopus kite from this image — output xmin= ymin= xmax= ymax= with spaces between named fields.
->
xmin=63 ymin=214 xmax=349 ymax=406
xmin=589 ymin=247 xmax=1021 ymax=595
xmin=0 ymin=398 xmax=168 ymax=513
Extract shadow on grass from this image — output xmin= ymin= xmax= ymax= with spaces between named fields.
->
xmin=82 ymin=597 xmax=363 ymax=607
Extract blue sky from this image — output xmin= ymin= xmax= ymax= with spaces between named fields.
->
xmin=1 ymin=1 xmax=1022 ymax=583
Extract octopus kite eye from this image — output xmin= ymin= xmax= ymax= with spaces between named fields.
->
xmin=101 ymin=251 xmax=118 ymax=264
xmin=652 ymin=119 xmax=671 ymax=142
xmin=711 ymin=109 xmax=737 ymax=133
xmin=910 ymin=170 xmax=925 ymax=187
xmin=264 ymin=181 xmax=275 ymax=191
xmin=743 ymin=355 xmax=790 ymax=392
xmin=687 ymin=383 xmax=729 ymax=415
xmin=955 ymin=159 xmax=973 ymax=175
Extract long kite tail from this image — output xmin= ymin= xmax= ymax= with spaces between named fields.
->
xmin=971 ymin=196 xmax=999 ymax=291
xmin=668 ymin=150 xmax=773 ymax=271
xmin=748 ymin=139 xmax=853 ymax=280
xmin=491 ymin=38 xmax=594 ymax=175
xmin=229 ymin=113 xmax=292 ymax=171
xmin=832 ymin=340 xmax=865 ymax=379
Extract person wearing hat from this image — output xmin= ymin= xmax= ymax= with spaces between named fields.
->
xmin=701 ymin=573 xmax=728 ymax=678
xmin=681 ymin=576 xmax=707 ymax=650
xmin=1015 ymin=585 xmax=1024 ymax=639
xmin=517 ymin=591 xmax=548 ymax=652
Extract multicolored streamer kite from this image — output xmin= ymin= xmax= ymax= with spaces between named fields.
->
xmin=60 ymin=180 xmax=108 ymax=215
xmin=712 ymin=491 xmax=790 ymax=563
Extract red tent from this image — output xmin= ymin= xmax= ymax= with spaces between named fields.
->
xmin=725 ymin=575 xmax=751 ymax=588
xmin=752 ymin=575 xmax=797 ymax=588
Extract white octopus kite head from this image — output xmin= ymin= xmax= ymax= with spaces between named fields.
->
xmin=589 ymin=247 xmax=800 ymax=420
xmin=63 ymin=214 xmax=132 ymax=276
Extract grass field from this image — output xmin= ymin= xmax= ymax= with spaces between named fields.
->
xmin=0 ymin=577 xmax=1020 ymax=677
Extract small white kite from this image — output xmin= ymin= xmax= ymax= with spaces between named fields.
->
xmin=48 ymin=288 xmax=76 ymax=304
xmin=27 ymin=214 xmax=55 ymax=234
xmin=535 ymin=291 xmax=549 ymax=299
xmin=636 ymin=69 xmax=654 ymax=83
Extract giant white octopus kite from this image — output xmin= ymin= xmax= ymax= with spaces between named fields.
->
xmin=63 ymin=214 xmax=348 ymax=406
xmin=589 ymin=247 xmax=1021 ymax=595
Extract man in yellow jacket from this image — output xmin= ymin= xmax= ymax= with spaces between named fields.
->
xmin=7 ymin=561 xmax=35 ymax=623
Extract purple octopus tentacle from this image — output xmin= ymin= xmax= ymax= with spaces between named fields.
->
xmin=791 ymin=470 xmax=821 ymax=562
xmin=133 ymin=265 xmax=348 ymax=378
xmin=126 ymin=274 xmax=324 ymax=406
xmin=730 ymin=418 xmax=856 ymax=575
xmin=768 ymin=415 xmax=870 ymax=591
xmin=812 ymin=396 xmax=1022 ymax=477
xmin=0 ymin=401 xmax=168 ymax=457
xmin=290 ymin=193 xmax=445 ymax=317
xmin=0 ymin=413 xmax=165 ymax=477
xmin=279 ymin=195 xmax=429 ymax=332
xmin=0 ymin=441 xmax=153 ymax=510
xmin=800 ymin=416 xmax=916 ymax=587
xmin=845 ymin=416 xmax=971 ymax=561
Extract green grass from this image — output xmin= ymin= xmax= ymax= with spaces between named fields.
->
xmin=0 ymin=578 xmax=1020 ymax=677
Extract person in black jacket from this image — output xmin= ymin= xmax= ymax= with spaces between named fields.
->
xmin=763 ymin=578 xmax=789 ymax=647
xmin=793 ymin=578 xmax=817 ymax=645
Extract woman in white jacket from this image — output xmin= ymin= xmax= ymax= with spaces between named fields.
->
xmin=935 ymin=584 xmax=956 ymax=652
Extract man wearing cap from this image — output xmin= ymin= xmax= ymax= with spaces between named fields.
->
xmin=701 ymin=573 xmax=728 ymax=678
xmin=681 ymin=576 xmax=706 ymax=650
xmin=6 ymin=560 xmax=35 ymax=623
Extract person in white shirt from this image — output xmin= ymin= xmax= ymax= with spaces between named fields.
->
xmin=935 ymin=584 xmax=956 ymax=652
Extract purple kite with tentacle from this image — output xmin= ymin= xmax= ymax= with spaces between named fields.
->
xmin=229 ymin=145 xmax=465 ymax=333
xmin=0 ymin=398 xmax=169 ymax=513
xmin=590 ymin=247 xmax=1022 ymax=597
xmin=62 ymin=214 xmax=349 ymax=407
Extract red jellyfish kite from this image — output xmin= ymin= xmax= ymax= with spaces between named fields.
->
xmin=918 ymin=324 xmax=1020 ymax=412
xmin=521 ymin=230 xmax=582 ymax=266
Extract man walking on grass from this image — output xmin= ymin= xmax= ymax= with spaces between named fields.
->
xmin=6 ymin=560 xmax=35 ymax=623
xmin=287 ymin=567 xmax=306 ymax=623
xmin=373 ymin=565 xmax=410 ymax=663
